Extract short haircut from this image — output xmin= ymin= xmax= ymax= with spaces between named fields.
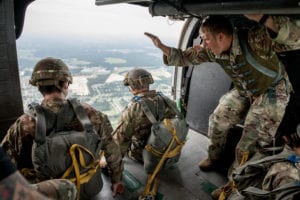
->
xmin=200 ymin=15 xmax=233 ymax=36
xmin=38 ymin=81 xmax=65 ymax=95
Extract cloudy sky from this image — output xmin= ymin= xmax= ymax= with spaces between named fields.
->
xmin=22 ymin=0 xmax=185 ymax=42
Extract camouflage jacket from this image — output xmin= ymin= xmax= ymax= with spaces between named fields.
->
xmin=113 ymin=90 xmax=176 ymax=161
xmin=164 ymin=16 xmax=300 ymax=96
xmin=1 ymin=97 xmax=123 ymax=184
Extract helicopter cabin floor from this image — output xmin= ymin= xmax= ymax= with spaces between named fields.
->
xmin=94 ymin=129 xmax=228 ymax=200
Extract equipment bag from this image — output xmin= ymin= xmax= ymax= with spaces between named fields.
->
xmin=29 ymin=98 xmax=102 ymax=193
xmin=140 ymin=93 xmax=188 ymax=174
xmin=231 ymin=149 xmax=300 ymax=200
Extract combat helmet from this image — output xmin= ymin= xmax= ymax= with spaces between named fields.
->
xmin=29 ymin=57 xmax=72 ymax=91
xmin=124 ymin=68 xmax=154 ymax=89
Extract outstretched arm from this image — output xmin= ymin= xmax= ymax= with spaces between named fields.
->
xmin=144 ymin=32 xmax=172 ymax=56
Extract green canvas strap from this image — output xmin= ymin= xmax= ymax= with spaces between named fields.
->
xmin=242 ymin=181 xmax=300 ymax=199
xmin=30 ymin=103 xmax=47 ymax=145
xmin=239 ymin=31 xmax=282 ymax=82
xmin=68 ymin=98 xmax=94 ymax=133
xmin=234 ymin=150 xmax=291 ymax=176
xmin=140 ymin=100 xmax=158 ymax=124
xmin=30 ymin=98 xmax=94 ymax=144
xmin=159 ymin=93 xmax=183 ymax=118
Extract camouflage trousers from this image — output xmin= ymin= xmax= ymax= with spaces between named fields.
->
xmin=0 ymin=171 xmax=77 ymax=200
xmin=208 ymin=78 xmax=290 ymax=178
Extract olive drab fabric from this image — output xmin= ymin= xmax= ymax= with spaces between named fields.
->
xmin=29 ymin=98 xmax=101 ymax=179
xmin=139 ymin=93 xmax=188 ymax=174
xmin=29 ymin=57 xmax=73 ymax=90
xmin=228 ymin=148 xmax=300 ymax=200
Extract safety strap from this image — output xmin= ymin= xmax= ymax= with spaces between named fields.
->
xmin=242 ymin=181 xmax=300 ymax=198
xmin=29 ymin=102 xmax=46 ymax=145
xmin=140 ymin=100 xmax=158 ymax=124
xmin=30 ymin=99 xmax=100 ymax=199
xmin=139 ymin=93 xmax=183 ymax=124
xmin=159 ymin=93 xmax=183 ymax=118
xmin=68 ymin=98 xmax=94 ymax=132
xmin=239 ymin=30 xmax=283 ymax=84
xmin=32 ymin=99 xmax=94 ymax=144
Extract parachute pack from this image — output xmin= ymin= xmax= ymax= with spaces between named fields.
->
xmin=27 ymin=98 xmax=102 ymax=195
xmin=138 ymin=93 xmax=188 ymax=199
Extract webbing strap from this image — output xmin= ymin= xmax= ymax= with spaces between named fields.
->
xmin=142 ymin=119 xmax=185 ymax=198
xmin=159 ymin=93 xmax=183 ymax=118
xmin=68 ymin=98 xmax=93 ymax=132
xmin=239 ymin=31 xmax=283 ymax=83
xmin=140 ymin=100 xmax=158 ymax=124
xmin=61 ymin=144 xmax=99 ymax=197
xmin=234 ymin=149 xmax=293 ymax=176
xmin=31 ymin=103 xmax=47 ymax=144
xmin=242 ymin=181 xmax=300 ymax=198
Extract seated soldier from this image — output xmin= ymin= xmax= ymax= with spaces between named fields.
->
xmin=113 ymin=68 xmax=187 ymax=199
xmin=1 ymin=57 xmax=123 ymax=199
xmin=113 ymin=68 xmax=176 ymax=162
xmin=0 ymin=145 xmax=77 ymax=200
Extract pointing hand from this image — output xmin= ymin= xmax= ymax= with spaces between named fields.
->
xmin=144 ymin=32 xmax=162 ymax=48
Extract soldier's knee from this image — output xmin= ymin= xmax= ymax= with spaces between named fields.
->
xmin=34 ymin=179 xmax=77 ymax=200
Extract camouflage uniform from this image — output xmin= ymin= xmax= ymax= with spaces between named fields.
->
xmin=113 ymin=90 xmax=176 ymax=162
xmin=1 ymin=98 xmax=123 ymax=197
xmin=163 ymin=16 xmax=300 ymax=177
xmin=0 ymin=145 xmax=77 ymax=200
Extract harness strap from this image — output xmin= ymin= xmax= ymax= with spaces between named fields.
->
xmin=31 ymin=103 xmax=47 ymax=144
xmin=242 ymin=181 xmax=300 ymax=198
xmin=159 ymin=93 xmax=183 ymax=118
xmin=140 ymin=100 xmax=158 ymax=124
xmin=239 ymin=31 xmax=283 ymax=83
xmin=141 ymin=118 xmax=186 ymax=198
xmin=68 ymin=98 xmax=93 ymax=132
xmin=61 ymin=144 xmax=100 ymax=197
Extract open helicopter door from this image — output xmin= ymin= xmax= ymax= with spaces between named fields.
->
xmin=0 ymin=0 xmax=24 ymax=140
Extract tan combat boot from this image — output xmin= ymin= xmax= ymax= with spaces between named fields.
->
xmin=198 ymin=158 xmax=215 ymax=171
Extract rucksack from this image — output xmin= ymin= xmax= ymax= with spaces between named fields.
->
xmin=139 ymin=93 xmax=189 ymax=174
xmin=230 ymin=149 xmax=300 ymax=200
xmin=28 ymin=98 xmax=102 ymax=193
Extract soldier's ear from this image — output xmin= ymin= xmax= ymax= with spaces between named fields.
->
xmin=63 ymin=82 xmax=69 ymax=89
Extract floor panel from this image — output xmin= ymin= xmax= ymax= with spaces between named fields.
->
xmin=94 ymin=129 xmax=228 ymax=200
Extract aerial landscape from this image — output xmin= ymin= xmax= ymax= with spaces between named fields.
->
xmin=17 ymin=37 xmax=174 ymax=127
